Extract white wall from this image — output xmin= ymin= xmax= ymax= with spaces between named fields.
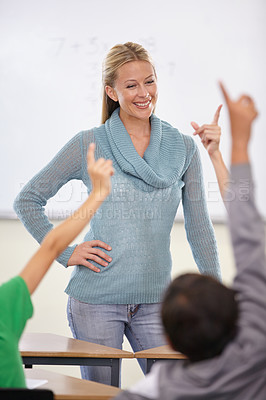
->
xmin=0 ymin=219 xmax=236 ymax=389
xmin=0 ymin=0 xmax=266 ymax=220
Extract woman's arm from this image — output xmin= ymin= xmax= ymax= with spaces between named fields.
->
xmin=191 ymin=82 xmax=258 ymax=200
xmin=19 ymin=144 xmax=114 ymax=294
xmin=14 ymin=132 xmax=85 ymax=265
xmin=191 ymin=104 xmax=229 ymax=198
xmin=14 ymin=131 xmax=112 ymax=270
xmin=181 ymin=139 xmax=222 ymax=281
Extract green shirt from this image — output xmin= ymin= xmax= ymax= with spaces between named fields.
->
xmin=0 ymin=276 xmax=33 ymax=387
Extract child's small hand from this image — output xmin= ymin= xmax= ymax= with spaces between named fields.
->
xmin=219 ymin=82 xmax=258 ymax=148
xmin=87 ymin=143 xmax=114 ymax=200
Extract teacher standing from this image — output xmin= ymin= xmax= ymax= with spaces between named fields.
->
xmin=14 ymin=42 xmax=221 ymax=385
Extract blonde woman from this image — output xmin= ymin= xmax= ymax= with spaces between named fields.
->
xmin=14 ymin=42 xmax=221 ymax=385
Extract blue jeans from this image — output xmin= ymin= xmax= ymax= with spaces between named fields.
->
xmin=67 ymin=297 xmax=166 ymax=385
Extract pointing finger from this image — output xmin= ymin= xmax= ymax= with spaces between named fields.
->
xmin=219 ymin=81 xmax=230 ymax=104
xmin=191 ymin=121 xmax=199 ymax=129
xmin=87 ymin=143 xmax=96 ymax=167
xmin=191 ymin=121 xmax=199 ymax=135
xmin=212 ymin=104 xmax=223 ymax=124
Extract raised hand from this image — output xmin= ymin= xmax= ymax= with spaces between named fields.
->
xmin=191 ymin=102 xmax=228 ymax=198
xmin=87 ymin=143 xmax=114 ymax=200
xmin=219 ymin=82 xmax=258 ymax=151
xmin=67 ymin=143 xmax=114 ymax=272
xmin=191 ymin=104 xmax=223 ymax=157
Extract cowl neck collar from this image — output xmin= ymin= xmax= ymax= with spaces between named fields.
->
xmin=102 ymin=108 xmax=186 ymax=190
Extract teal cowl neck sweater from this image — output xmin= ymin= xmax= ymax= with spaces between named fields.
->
xmin=14 ymin=109 xmax=221 ymax=304
xmin=103 ymin=108 xmax=185 ymax=190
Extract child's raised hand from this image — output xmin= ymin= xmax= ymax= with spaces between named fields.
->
xmin=87 ymin=143 xmax=114 ymax=200
xmin=219 ymin=82 xmax=258 ymax=147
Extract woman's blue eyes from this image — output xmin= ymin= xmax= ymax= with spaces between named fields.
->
xmin=126 ymin=80 xmax=154 ymax=89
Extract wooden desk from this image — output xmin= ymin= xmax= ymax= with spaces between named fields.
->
xmin=25 ymin=368 xmax=121 ymax=400
xmin=20 ymin=333 xmax=133 ymax=387
xmin=134 ymin=345 xmax=186 ymax=373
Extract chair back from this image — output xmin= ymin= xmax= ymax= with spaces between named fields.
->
xmin=0 ymin=388 xmax=54 ymax=399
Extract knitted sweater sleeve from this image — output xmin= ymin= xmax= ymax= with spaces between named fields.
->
xmin=13 ymin=132 xmax=87 ymax=267
xmin=181 ymin=137 xmax=222 ymax=281
xmin=228 ymin=164 xmax=266 ymax=344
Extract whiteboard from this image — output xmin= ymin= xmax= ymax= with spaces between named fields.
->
xmin=1 ymin=0 xmax=265 ymax=221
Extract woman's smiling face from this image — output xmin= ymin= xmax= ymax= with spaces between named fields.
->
xmin=105 ymin=60 xmax=158 ymax=123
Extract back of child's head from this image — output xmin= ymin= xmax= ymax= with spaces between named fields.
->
xmin=161 ymin=273 xmax=238 ymax=362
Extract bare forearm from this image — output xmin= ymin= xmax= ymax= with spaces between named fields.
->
xmin=45 ymin=190 xmax=105 ymax=256
xmin=210 ymin=150 xmax=229 ymax=199
xmin=231 ymin=144 xmax=249 ymax=165
xmin=230 ymin=125 xmax=250 ymax=164
xmin=43 ymin=192 xmax=104 ymax=257
xmin=19 ymin=246 xmax=57 ymax=294
xmin=19 ymin=189 xmax=106 ymax=294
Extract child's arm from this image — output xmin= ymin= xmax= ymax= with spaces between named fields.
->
xmin=19 ymin=143 xmax=113 ymax=294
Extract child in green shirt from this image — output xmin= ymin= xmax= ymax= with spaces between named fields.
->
xmin=0 ymin=144 xmax=113 ymax=387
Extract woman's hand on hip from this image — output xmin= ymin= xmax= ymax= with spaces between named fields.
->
xmin=67 ymin=240 xmax=112 ymax=272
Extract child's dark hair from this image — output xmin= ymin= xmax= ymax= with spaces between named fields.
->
xmin=161 ymin=273 xmax=239 ymax=362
